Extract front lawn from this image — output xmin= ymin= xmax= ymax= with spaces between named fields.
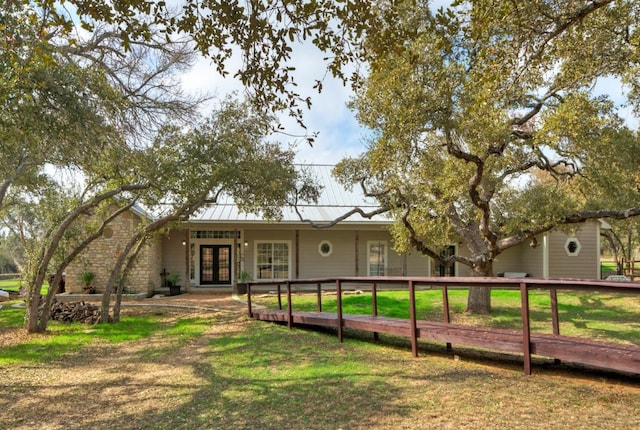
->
xmin=0 ymin=299 xmax=639 ymax=429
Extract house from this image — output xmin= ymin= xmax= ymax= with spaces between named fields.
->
xmin=65 ymin=165 xmax=607 ymax=294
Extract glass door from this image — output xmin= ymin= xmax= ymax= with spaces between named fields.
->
xmin=200 ymin=245 xmax=232 ymax=285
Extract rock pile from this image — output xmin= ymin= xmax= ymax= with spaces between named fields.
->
xmin=49 ymin=300 xmax=106 ymax=324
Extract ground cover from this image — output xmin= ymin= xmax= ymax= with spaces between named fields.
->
xmin=0 ymin=294 xmax=639 ymax=429
xmin=0 ymin=278 xmax=21 ymax=293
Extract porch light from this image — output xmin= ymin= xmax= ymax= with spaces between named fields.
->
xmin=182 ymin=240 xmax=186 ymax=246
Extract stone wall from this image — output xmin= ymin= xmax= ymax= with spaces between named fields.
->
xmin=65 ymin=210 xmax=160 ymax=295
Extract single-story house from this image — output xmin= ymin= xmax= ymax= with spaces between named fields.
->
xmin=65 ymin=164 xmax=608 ymax=294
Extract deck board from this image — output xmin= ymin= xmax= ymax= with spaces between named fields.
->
xmin=251 ymin=308 xmax=640 ymax=375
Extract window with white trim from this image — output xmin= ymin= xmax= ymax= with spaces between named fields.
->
xmin=256 ymin=241 xmax=290 ymax=280
xmin=565 ymin=238 xmax=581 ymax=256
xmin=368 ymin=241 xmax=387 ymax=276
xmin=318 ymin=240 xmax=333 ymax=257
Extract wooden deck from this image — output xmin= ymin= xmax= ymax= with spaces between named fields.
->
xmin=247 ymin=277 xmax=640 ymax=376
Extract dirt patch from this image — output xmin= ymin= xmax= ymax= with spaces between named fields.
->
xmin=0 ymin=293 xmax=250 ymax=430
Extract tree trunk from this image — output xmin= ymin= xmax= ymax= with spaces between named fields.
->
xmin=466 ymin=287 xmax=491 ymax=314
xmin=465 ymin=260 xmax=493 ymax=314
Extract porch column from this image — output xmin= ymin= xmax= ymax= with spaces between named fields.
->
xmin=184 ymin=228 xmax=190 ymax=292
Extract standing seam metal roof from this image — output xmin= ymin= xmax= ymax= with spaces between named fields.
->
xmin=190 ymin=164 xmax=388 ymax=224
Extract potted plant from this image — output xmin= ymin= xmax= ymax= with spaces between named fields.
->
xmin=79 ymin=271 xmax=96 ymax=294
xmin=235 ymin=270 xmax=252 ymax=294
xmin=166 ymin=272 xmax=181 ymax=296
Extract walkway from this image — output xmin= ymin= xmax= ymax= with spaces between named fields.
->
xmin=247 ymin=277 xmax=640 ymax=376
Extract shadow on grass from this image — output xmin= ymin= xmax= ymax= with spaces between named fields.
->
xmin=2 ymin=313 xmax=640 ymax=430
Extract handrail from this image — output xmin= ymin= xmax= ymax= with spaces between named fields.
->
xmin=246 ymin=276 xmax=640 ymax=374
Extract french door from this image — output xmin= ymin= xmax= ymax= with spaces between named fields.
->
xmin=200 ymin=245 xmax=232 ymax=285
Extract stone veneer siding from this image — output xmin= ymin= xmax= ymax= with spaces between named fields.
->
xmin=65 ymin=211 xmax=161 ymax=295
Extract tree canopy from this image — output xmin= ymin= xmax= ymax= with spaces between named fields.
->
xmin=338 ymin=0 xmax=640 ymax=312
xmin=1 ymin=1 xmax=329 ymax=331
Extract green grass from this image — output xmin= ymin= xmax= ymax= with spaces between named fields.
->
xmin=0 ymin=278 xmax=21 ymax=292
xmin=0 ymin=303 xmax=215 ymax=366
xmin=252 ymin=288 xmax=640 ymax=345
xmin=1 ymin=301 xmax=639 ymax=429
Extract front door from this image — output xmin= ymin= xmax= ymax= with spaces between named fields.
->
xmin=200 ymin=245 xmax=232 ymax=285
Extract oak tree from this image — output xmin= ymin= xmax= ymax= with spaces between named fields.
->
xmin=340 ymin=0 xmax=640 ymax=313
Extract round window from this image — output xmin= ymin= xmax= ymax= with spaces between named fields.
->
xmin=318 ymin=240 xmax=333 ymax=257
xmin=564 ymin=238 xmax=581 ymax=256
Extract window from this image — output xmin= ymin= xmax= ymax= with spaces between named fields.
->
xmin=435 ymin=245 xmax=456 ymax=277
xmin=256 ymin=241 xmax=290 ymax=280
xmin=190 ymin=230 xmax=240 ymax=239
xmin=368 ymin=241 xmax=387 ymax=276
xmin=564 ymin=238 xmax=581 ymax=256
xmin=318 ymin=240 xmax=333 ymax=257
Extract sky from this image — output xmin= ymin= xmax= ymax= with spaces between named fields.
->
xmin=179 ymin=43 xmax=367 ymax=165
xmin=179 ymin=0 xmax=638 ymax=166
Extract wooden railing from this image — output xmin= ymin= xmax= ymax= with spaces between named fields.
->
xmin=247 ymin=276 xmax=640 ymax=375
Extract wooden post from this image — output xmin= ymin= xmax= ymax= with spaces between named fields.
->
xmin=337 ymin=279 xmax=343 ymax=342
xmin=550 ymin=287 xmax=561 ymax=365
xmin=520 ymin=281 xmax=532 ymax=375
xmin=287 ymin=281 xmax=293 ymax=330
xmin=442 ymin=284 xmax=452 ymax=352
xmin=372 ymin=282 xmax=379 ymax=341
xmin=317 ymin=282 xmax=322 ymax=312
xmin=277 ymin=284 xmax=282 ymax=310
xmin=247 ymin=283 xmax=252 ymax=318
xmin=550 ymin=288 xmax=559 ymax=335
xmin=409 ymin=279 xmax=418 ymax=358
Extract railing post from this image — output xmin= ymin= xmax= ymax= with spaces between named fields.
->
xmin=409 ymin=279 xmax=418 ymax=358
xmin=550 ymin=288 xmax=560 ymax=336
xmin=277 ymin=284 xmax=282 ymax=310
xmin=442 ymin=284 xmax=450 ymax=324
xmin=550 ymin=287 xmax=561 ymax=365
xmin=442 ymin=284 xmax=452 ymax=352
xmin=247 ymin=283 xmax=253 ymax=318
xmin=286 ymin=281 xmax=293 ymax=330
xmin=372 ymin=282 xmax=379 ymax=341
xmin=336 ymin=279 xmax=343 ymax=342
xmin=317 ymin=282 xmax=322 ymax=312
xmin=520 ymin=281 xmax=532 ymax=375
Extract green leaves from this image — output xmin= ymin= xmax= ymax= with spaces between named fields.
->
xmin=346 ymin=0 xmax=640 ymax=279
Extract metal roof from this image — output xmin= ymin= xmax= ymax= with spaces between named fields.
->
xmin=190 ymin=164 xmax=389 ymax=224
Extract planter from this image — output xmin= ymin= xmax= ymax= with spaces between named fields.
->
xmin=234 ymin=283 xmax=247 ymax=295
xmin=169 ymin=285 xmax=181 ymax=296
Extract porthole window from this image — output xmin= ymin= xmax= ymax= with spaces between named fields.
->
xmin=318 ymin=240 xmax=333 ymax=257
xmin=103 ymin=227 xmax=113 ymax=240
xmin=564 ymin=238 xmax=581 ymax=256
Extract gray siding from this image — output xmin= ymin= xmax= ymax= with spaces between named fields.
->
xmin=161 ymin=220 xmax=602 ymax=286
xmin=548 ymin=222 xmax=600 ymax=279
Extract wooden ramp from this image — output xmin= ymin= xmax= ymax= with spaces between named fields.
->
xmin=251 ymin=308 xmax=640 ymax=376
xmin=247 ymin=277 xmax=640 ymax=376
